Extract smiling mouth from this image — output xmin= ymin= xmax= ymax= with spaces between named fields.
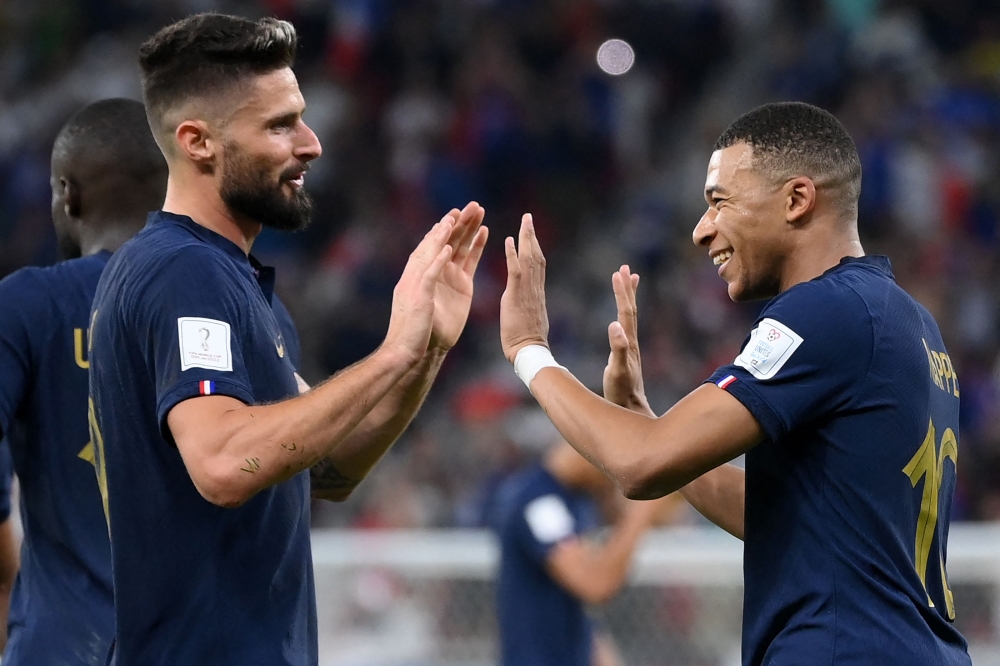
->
xmin=712 ymin=250 xmax=732 ymax=266
xmin=284 ymin=173 xmax=305 ymax=189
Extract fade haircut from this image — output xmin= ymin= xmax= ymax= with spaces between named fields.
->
xmin=53 ymin=98 xmax=165 ymax=179
xmin=138 ymin=13 xmax=297 ymax=150
xmin=714 ymin=102 xmax=862 ymax=217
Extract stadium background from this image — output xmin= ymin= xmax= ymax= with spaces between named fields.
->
xmin=2 ymin=0 xmax=1000 ymax=664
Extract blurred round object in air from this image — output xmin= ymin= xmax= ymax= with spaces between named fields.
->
xmin=596 ymin=39 xmax=635 ymax=76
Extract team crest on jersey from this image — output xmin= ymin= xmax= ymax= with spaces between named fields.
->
xmin=734 ymin=317 xmax=803 ymax=380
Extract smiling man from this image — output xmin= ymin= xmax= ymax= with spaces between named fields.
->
xmin=499 ymin=102 xmax=971 ymax=665
xmin=88 ymin=14 xmax=486 ymax=665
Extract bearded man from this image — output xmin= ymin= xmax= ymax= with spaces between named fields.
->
xmin=87 ymin=14 xmax=487 ymax=665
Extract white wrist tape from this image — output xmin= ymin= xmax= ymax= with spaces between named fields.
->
xmin=514 ymin=345 xmax=565 ymax=390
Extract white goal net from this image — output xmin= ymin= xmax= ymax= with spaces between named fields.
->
xmin=312 ymin=524 xmax=1000 ymax=666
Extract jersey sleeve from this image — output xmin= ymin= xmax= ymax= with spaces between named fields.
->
xmin=0 ymin=270 xmax=48 ymax=439
xmin=128 ymin=248 xmax=257 ymax=439
xmin=514 ymin=494 xmax=579 ymax=565
xmin=705 ymin=281 xmax=875 ymax=444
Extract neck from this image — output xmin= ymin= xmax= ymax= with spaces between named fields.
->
xmin=161 ymin=172 xmax=261 ymax=255
xmin=779 ymin=220 xmax=864 ymax=293
xmin=79 ymin=221 xmax=144 ymax=256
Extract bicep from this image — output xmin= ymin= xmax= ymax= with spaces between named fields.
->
xmin=167 ymin=394 xmax=247 ymax=478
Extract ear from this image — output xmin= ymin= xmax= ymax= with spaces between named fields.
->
xmin=174 ymin=120 xmax=217 ymax=168
xmin=61 ymin=177 xmax=82 ymax=220
xmin=785 ymin=176 xmax=816 ymax=224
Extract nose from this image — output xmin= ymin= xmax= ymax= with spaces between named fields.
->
xmin=295 ymin=121 xmax=322 ymax=163
xmin=692 ymin=208 xmax=716 ymax=247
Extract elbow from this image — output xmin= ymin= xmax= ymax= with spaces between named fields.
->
xmin=191 ymin=462 xmax=256 ymax=509
xmin=578 ymin=583 xmax=617 ymax=606
xmin=312 ymin=487 xmax=355 ymax=503
xmin=616 ymin=458 xmax=680 ymax=501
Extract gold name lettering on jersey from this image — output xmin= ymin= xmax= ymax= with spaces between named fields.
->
xmin=922 ymin=339 xmax=958 ymax=398
xmin=74 ymin=328 xmax=90 ymax=370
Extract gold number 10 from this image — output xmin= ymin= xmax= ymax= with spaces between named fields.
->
xmin=902 ymin=418 xmax=957 ymax=620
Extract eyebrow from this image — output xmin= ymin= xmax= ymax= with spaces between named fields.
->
xmin=266 ymin=108 xmax=303 ymax=126
xmin=705 ymin=185 xmax=730 ymax=198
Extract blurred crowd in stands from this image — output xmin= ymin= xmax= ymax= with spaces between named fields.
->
xmin=2 ymin=0 xmax=1000 ymax=527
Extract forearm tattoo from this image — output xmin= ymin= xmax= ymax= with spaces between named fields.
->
xmin=240 ymin=457 xmax=261 ymax=474
xmin=310 ymin=458 xmax=357 ymax=491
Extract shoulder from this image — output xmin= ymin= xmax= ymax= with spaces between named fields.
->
xmin=769 ymin=269 xmax=872 ymax=316
xmin=0 ymin=266 xmax=59 ymax=318
xmin=736 ymin=275 xmax=875 ymax=381
xmin=760 ymin=271 xmax=875 ymax=342
xmin=108 ymin=233 xmax=242 ymax=308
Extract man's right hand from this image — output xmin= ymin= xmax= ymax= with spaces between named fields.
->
xmin=382 ymin=214 xmax=456 ymax=365
xmin=603 ymin=264 xmax=652 ymax=415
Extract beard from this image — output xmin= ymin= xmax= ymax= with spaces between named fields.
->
xmin=219 ymin=142 xmax=313 ymax=232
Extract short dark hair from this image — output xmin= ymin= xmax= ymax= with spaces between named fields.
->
xmin=714 ymin=102 xmax=862 ymax=215
xmin=138 ymin=13 xmax=297 ymax=140
xmin=53 ymin=98 xmax=165 ymax=183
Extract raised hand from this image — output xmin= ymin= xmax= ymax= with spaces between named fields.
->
xmin=500 ymin=214 xmax=550 ymax=362
xmin=429 ymin=202 xmax=488 ymax=351
xmin=382 ymin=216 xmax=455 ymax=365
xmin=603 ymin=265 xmax=652 ymax=414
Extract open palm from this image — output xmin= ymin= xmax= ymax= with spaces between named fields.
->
xmin=429 ymin=203 xmax=488 ymax=351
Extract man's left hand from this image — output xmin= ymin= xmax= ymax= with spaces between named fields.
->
xmin=500 ymin=214 xmax=551 ymax=362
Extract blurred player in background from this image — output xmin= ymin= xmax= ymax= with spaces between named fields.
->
xmin=500 ymin=102 xmax=971 ymax=665
xmin=493 ymin=437 xmax=677 ymax=666
xmin=0 ymin=445 xmax=17 ymax=652
xmin=0 ymin=98 xmax=166 ymax=665
xmin=88 ymin=13 xmax=487 ymax=665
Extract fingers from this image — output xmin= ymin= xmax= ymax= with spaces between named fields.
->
xmin=504 ymin=236 xmax=520 ymax=289
xmin=422 ymin=245 xmax=454 ymax=293
xmin=399 ymin=217 xmax=454 ymax=289
xmin=608 ymin=321 xmax=629 ymax=354
xmin=463 ymin=226 xmax=489 ymax=275
xmin=450 ymin=202 xmax=485 ymax=264
xmin=417 ymin=216 xmax=455 ymax=263
xmin=611 ymin=264 xmax=640 ymax=342
xmin=518 ymin=213 xmax=546 ymax=292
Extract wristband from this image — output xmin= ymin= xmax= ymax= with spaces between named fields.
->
xmin=514 ymin=345 xmax=565 ymax=390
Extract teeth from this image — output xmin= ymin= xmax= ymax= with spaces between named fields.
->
xmin=712 ymin=251 xmax=732 ymax=266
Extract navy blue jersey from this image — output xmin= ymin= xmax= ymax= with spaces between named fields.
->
xmin=0 ymin=252 xmax=116 ymax=665
xmin=706 ymin=256 xmax=970 ymax=666
xmin=0 ymin=442 xmax=12 ymax=523
xmin=492 ymin=464 xmax=599 ymax=666
xmin=89 ymin=212 xmax=314 ymax=666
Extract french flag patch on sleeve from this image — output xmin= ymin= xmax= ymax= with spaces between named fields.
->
xmin=199 ymin=380 xmax=216 ymax=395
xmin=716 ymin=375 xmax=737 ymax=390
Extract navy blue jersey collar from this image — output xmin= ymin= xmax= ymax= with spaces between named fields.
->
xmin=822 ymin=255 xmax=894 ymax=280
xmin=148 ymin=211 xmax=276 ymax=303
xmin=149 ymin=211 xmax=249 ymax=265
